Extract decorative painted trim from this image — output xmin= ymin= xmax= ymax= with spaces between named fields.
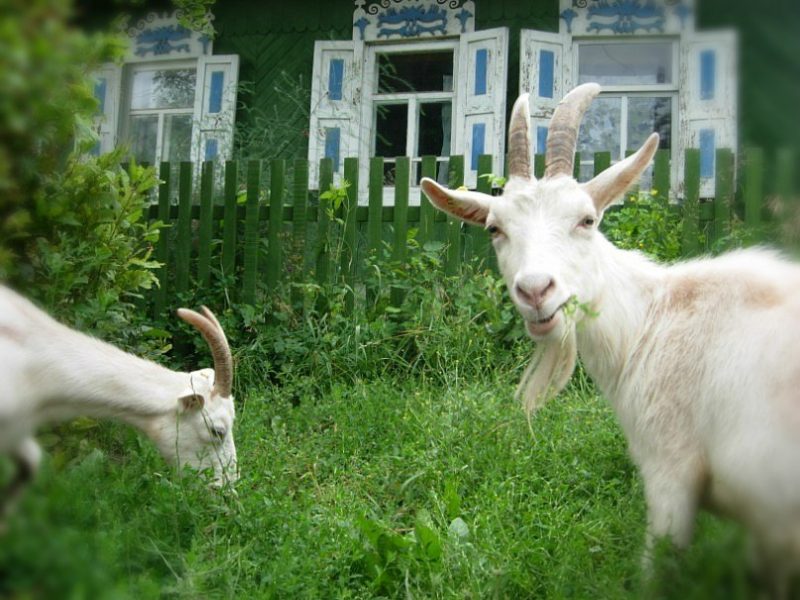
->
xmin=94 ymin=78 xmax=107 ymax=114
xmin=536 ymin=126 xmax=548 ymax=153
xmin=474 ymin=48 xmax=488 ymax=96
xmin=471 ymin=122 xmax=485 ymax=170
xmin=328 ymin=59 xmax=345 ymax=101
xmin=538 ymin=50 xmax=555 ymax=99
xmin=325 ymin=127 xmax=342 ymax=172
xmin=559 ymin=0 xmax=693 ymax=36
xmin=700 ymin=49 xmax=716 ymax=101
xmin=699 ymin=128 xmax=715 ymax=179
xmin=126 ymin=12 xmax=213 ymax=61
xmin=353 ymin=0 xmax=475 ymax=42
xmin=208 ymin=71 xmax=225 ymax=114
xmin=205 ymin=138 xmax=219 ymax=161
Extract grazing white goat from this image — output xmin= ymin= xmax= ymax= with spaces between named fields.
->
xmin=422 ymin=83 xmax=800 ymax=594
xmin=0 ymin=284 xmax=237 ymax=522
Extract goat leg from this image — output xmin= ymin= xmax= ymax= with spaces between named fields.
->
xmin=0 ymin=437 xmax=41 ymax=533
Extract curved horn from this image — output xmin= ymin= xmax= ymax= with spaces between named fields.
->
xmin=544 ymin=83 xmax=601 ymax=179
xmin=177 ymin=307 xmax=233 ymax=398
xmin=508 ymin=93 xmax=531 ymax=180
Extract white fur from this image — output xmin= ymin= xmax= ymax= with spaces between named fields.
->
xmin=423 ymin=136 xmax=800 ymax=595
xmin=0 ymin=284 xmax=237 ymax=517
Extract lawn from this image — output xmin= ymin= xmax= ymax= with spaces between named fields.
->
xmin=0 ymin=366 xmax=754 ymax=598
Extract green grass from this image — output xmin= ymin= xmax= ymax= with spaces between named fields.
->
xmin=0 ymin=369 xmax=755 ymax=598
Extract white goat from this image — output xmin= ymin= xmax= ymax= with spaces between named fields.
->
xmin=0 ymin=284 xmax=237 ymax=522
xmin=422 ymin=83 xmax=800 ymax=594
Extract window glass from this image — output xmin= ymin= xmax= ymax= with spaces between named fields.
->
xmin=578 ymin=42 xmax=673 ymax=86
xmin=131 ymin=68 xmax=196 ymax=109
xmin=578 ymin=97 xmax=622 ymax=156
xmin=375 ymin=103 xmax=408 ymax=157
xmin=417 ymin=102 xmax=451 ymax=156
xmin=129 ymin=115 xmax=158 ymax=163
xmin=377 ymin=51 xmax=454 ymax=93
xmin=164 ymin=114 xmax=193 ymax=162
xmin=628 ymin=96 xmax=672 ymax=151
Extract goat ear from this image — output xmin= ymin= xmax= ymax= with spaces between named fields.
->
xmin=178 ymin=392 xmax=206 ymax=412
xmin=581 ymin=133 xmax=660 ymax=213
xmin=420 ymin=177 xmax=492 ymax=226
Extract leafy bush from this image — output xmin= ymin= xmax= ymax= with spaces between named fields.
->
xmin=602 ymin=190 xmax=685 ymax=262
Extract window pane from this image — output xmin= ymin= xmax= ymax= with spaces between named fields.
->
xmin=131 ymin=68 xmax=196 ymax=110
xmin=164 ymin=114 xmax=193 ymax=162
xmin=417 ymin=101 xmax=451 ymax=157
xmin=576 ymin=97 xmax=621 ymax=181
xmin=375 ymin=103 xmax=408 ymax=157
xmin=628 ymin=97 xmax=672 ymax=151
xmin=578 ymin=43 xmax=673 ymax=85
xmin=377 ymin=51 xmax=454 ymax=93
xmin=129 ymin=115 xmax=158 ymax=163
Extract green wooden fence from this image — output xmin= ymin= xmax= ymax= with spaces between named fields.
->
xmin=145 ymin=148 xmax=795 ymax=315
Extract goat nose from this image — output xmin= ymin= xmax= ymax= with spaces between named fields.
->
xmin=514 ymin=274 xmax=555 ymax=309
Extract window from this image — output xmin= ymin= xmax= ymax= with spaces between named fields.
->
xmin=308 ymin=1 xmax=508 ymax=203
xmin=575 ymin=40 xmax=677 ymax=185
xmin=92 ymin=12 xmax=239 ymax=169
xmin=371 ymin=46 xmax=455 ymax=185
xmin=125 ymin=62 xmax=197 ymax=163
xmin=523 ymin=1 xmax=737 ymax=198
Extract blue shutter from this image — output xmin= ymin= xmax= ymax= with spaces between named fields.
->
xmin=474 ymin=49 xmax=488 ymax=96
xmin=328 ymin=59 xmax=344 ymax=101
xmin=538 ymin=50 xmax=555 ymax=99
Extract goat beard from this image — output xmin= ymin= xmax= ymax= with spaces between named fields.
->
xmin=515 ymin=323 xmax=578 ymax=416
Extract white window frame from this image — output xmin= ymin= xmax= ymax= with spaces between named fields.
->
xmin=572 ymin=38 xmax=680 ymax=186
xmin=121 ymin=59 xmax=198 ymax=164
xmin=364 ymin=39 xmax=459 ymax=199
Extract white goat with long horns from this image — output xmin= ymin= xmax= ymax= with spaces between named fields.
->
xmin=422 ymin=83 xmax=800 ymax=594
xmin=0 ymin=284 xmax=237 ymax=523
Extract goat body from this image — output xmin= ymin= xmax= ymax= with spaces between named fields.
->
xmin=422 ymin=83 xmax=800 ymax=594
xmin=0 ymin=284 xmax=237 ymax=521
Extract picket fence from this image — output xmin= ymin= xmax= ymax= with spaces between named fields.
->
xmin=145 ymin=148 xmax=794 ymax=315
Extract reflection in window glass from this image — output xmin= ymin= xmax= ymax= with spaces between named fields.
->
xmin=417 ymin=102 xmax=451 ymax=157
xmin=129 ymin=115 xmax=158 ymax=163
xmin=131 ymin=68 xmax=196 ymax=109
xmin=628 ymin=97 xmax=671 ymax=151
xmin=164 ymin=114 xmax=193 ymax=162
xmin=578 ymin=97 xmax=621 ymax=155
xmin=376 ymin=103 xmax=408 ymax=184
xmin=377 ymin=51 xmax=454 ymax=93
xmin=578 ymin=42 xmax=673 ymax=86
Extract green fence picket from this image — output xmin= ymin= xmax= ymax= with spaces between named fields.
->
xmin=683 ymin=149 xmax=701 ymax=256
xmin=342 ymin=157 xmax=359 ymax=313
xmin=315 ymin=158 xmax=334 ymax=287
xmin=743 ymin=146 xmax=764 ymax=234
xmin=419 ymin=156 xmax=437 ymax=246
xmin=593 ymin=151 xmax=611 ymax=179
xmin=153 ymin=162 xmax=171 ymax=317
xmin=265 ymin=159 xmax=285 ymax=292
xmin=291 ymin=158 xmax=309 ymax=309
xmin=197 ymin=161 xmax=214 ymax=288
xmin=445 ymin=156 xmax=464 ymax=276
xmin=472 ymin=154 xmax=493 ymax=265
xmin=242 ymin=160 xmax=261 ymax=305
xmin=653 ymin=149 xmax=670 ymax=200
xmin=222 ymin=160 xmax=238 ymax=282
xmin=367 ymin=157 xmax=384 ymax=258
xmin=713 ymin=149 xmax=735 ymax=247
xmin=390 ymin=156 xmax=410 ymax=307
xmin=175 ymin=162 xmax=193 ymax=295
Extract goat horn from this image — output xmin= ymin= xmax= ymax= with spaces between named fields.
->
xmin=177 ymin=307 xmax=233 ymax=398
xmin=544 ymin=83 xmax=601 ymax=179
xmin=508 ymin=93 xmax=531 ymax=180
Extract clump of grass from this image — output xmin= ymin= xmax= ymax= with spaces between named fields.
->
xmin=0 ymin=371 xmax=754 ymax=598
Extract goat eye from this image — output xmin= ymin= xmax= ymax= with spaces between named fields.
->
xmin=211 ymin=426 xmax=227 ymax=440
xmin=580 ymin=216 xmax=596 ymax=228
xmin=486 ymin=224 xmax=503 ymax=237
